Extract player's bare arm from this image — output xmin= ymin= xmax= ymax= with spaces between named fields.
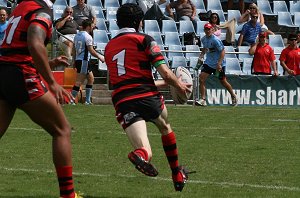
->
xmin=27 ymin=21 xmax=73 ymax=103
xmin=88 ymin=45 xmax=105 ymax=62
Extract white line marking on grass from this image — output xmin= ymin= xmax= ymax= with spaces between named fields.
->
xmin=9 ymin=127 xmax=44 ymax=132
xmin=1 ymin=166 xmax=299 ymax=192
xmin=273 ymin=119 xmax=300 ymax=122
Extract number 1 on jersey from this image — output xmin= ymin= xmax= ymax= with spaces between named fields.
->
xmin=113 ymin=49 xmax=126 ymax=76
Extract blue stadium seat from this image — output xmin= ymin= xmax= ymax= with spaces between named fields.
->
xmin=238 ymin=46 xmax=253 ymax=62
xmin=276 ymin=60 xmax=284 ymax=76
xmin=167 ymin=45 xmax=184 ymax=59
xmin=191 ymin=0 xmax=206 ymax=13
xmin=106 ymin=7 xmax=118 ymax=20
xmin=164 ymin=32 xmax=181 ymax=46
xmin=207 ymin=0 xmax=223 ymax=11
xmin=293 ymin=12 xmax=300 ymax=28
xmin=54 ymin=0 xmax=67 ymax=6
xmin=87 ymin=0 xmax=103 ymax=7
xmin=242 ymin=58 xmax=253 ymax=75
xmin=171 ymin=56 xmax=188 ymax=69
xmin=53 ymin=5 xmax=65 ymax=21
xmin=110 ymin=30 xmax=119 ymax=39
xmin=69 ymin=0 xmax=77 ymax=7
xmin=93 ymin=29 xmax=110 ymax=45
xmin=179 ymin=20 xmax=196 ymax=35
xmin=257 ymin=0 xmax=276 ymax=16
xmin=289 ymin=0 xmax=300 ymax=15
xmin=122 ymin=0 xmax=137 ymax=5
xmin=95 ymin=18 xmax=108 ymax=32
xmin=108 ymin=19 xmax=119 ymax=32
xmin=272 ymin=46 xmax=284 ymax=60
xmin=161 ymin=20 xmax=178 ymax=34
xmin=148 ymin=32 xmax=164 ymax=46
xmin=277 ymin=12 xmax=298 ymax=28
xmin=185 ymin=45 xmax=200 ymax=59
xmin=196 ymin=21 xmax=208 ymax=36
xmin=224 ymin=46 xmax=237 ymax=59
xmin=268 ymin=34 xmax=285 ymax=48
xmin=227 ymin=9 xmax=241 ymax=21
xmin=93 ymin=6 xmax=106 ymax=19
xmin=104 ymin=0 xmax=120 ymax=8
xmin=225 ymin=58 xmax=243 ymax=75
xmin=273 ymin=1 xmax=289 ymax=14
xmin=144 ymin=20 xmax=161 ymax=34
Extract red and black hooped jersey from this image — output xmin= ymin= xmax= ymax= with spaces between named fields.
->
xmin=0 ymin=0 xmax=53 ymax=64
xmin=104 ymin=31 xmax=165 ymax=108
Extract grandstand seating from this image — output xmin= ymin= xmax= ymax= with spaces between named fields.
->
xmin=242 ymin=58 xmax=253 ymax=75
xmin=108 ymin=19 xmax=119 ymax=32
xmin=289 ymin=0 xmax=300 ymax=15
xmin=257 ymin=0 xmax=276 ymax=16
xmin=293 ymin=12 xmax=300 ymax=28
xmin=54 ymin=0 xmax=67 ymax=6
xmin=185 ymin=45 xmax=200 ymax=59
xmin=95 ymin=18 xmax=108 ymax=32
xmin=179 ymin=20 xmax=196 ymax=35
xmin=268 ymin=34 xmax=285 ymax=48
xmin=191 ymin=0 xmax=206 ymax=13
xmin=161 ymin=20 xmax=178 ymax=34
xmin=93 ymin=30 xmax=110 ymax=47
xmin=277 ymin=11 xmax=298 ymax=27
xmin=104 ymin=0 xmax=120 ymax=8
xmin=87 ymin=0 xmax=103 ymax=7
xmin=144 ymin=20 xmax=161 ymax=34
xmin=106 ymin=7 xmax=118 ymax=20
xmin=224 ymin=46 xmax=237 ymax=59
xmin=93 ymin=6 xmax=106 ymax=19
xmin=148 ymin=32 xmax=164 ymax=46
xmin=238 ymin=46 xmax=253 ymax=62
xmin=164 ymin=32 xmax=181 ymax=46
xmin=273 ymin=1 xmax=289 ymax=14
xmin=207 ymin=0 xmax=223 ymax=11
xmin=171 ymin=56 xmax=188 ymax=69
xmin=53 ymin=5 xmax=65 ymax=21
xmin=69 ymin=0 xmax=77 ymax=7
xmin=167 ymin=45 xmax=184 ymax=59
xmin=225 ymin=58 xmax=243 ymax=75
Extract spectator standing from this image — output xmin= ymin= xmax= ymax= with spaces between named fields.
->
xmin=0 ymin=0 xmax=79 ymax=197
xmin=238 ymin=3 xmax=274 ymax=35
xmin=248 ymin=32 xmax=278 ymax=76
xmin=209 ymin=12 xmax=236 ymax=46
xmin=237 ymin=14 xmax=262 ymax=46
xmin=104 ymin=3 xmax=192 ymax=191
xmin=166 ymin=0 xmax=200 ymax=30
xmin=196 ymin=23 xmax=237 ymax=106
xmin=72 ymin=0 xmax=97 ymax=29
xmin=0 ymin=9 xmax=8 ymax=40
xmin=55 ymin=6 xmax=79 ymax=60
xmin=71 ymin=19 xmax=105 ymax=105
xmin=279 ymin=33 xmax=300 ymax=75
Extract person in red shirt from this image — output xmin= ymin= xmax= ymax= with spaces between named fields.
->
xmin=0 ymin=0 xmax=79 ymax=197
xmin=105 ymin=3 xmax=192 ymax=192
xmin=249 ymin=32 xmax=278 ymax=76
xmin=280 ymin=33 xmax=300 ymax=75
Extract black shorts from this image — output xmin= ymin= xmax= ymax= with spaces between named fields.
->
xmin=115 ymin=95 xmax=164 ymax=129
xmin=0 ymin=63 xmax=47 ymax=107
xmin=74 ymin=60 xmax=92 ymax=74
xmin=201 ymin=64 xmax=226 ymax=80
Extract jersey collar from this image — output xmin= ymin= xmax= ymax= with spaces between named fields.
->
xmin=116 ymin=28 xmax=136 ymax=36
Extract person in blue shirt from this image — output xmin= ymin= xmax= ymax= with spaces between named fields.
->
xmin=237 ymin=14 xmax=262 ymax=46
xmin=0 ymin=9 xmax=8 ymax=40
xmin=70 ymin=19 xmax=105 ymax=105
xmin=195 ymin=23 xmax=237 ymax=107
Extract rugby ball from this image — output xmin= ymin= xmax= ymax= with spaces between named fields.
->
xmin=170 ymin=66 xmax=193 ymax=104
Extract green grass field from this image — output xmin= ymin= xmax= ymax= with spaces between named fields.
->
xmin=0 ymin=105 xmax=299 ymax=198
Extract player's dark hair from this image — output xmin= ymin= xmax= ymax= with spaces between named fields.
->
xmin=116 ymin=3 xmax=144 ymax=31
xmin=82 ymin=19 xmax=93 ymax=29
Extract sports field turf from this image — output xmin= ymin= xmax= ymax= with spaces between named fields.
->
xmin=0 ymin=105 xmax=299 ymax=198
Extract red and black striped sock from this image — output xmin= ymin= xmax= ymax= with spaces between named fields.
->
xmin=56 ymin=166 xmax=75 ymax=198
xmin=162 ymin=132 xmax=179 ymax=174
